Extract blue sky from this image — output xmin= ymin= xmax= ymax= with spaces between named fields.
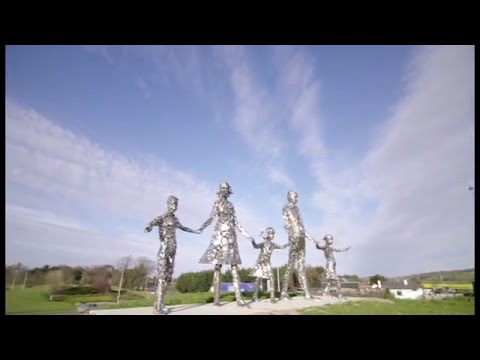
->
xmin=6 ymin=45 xmax=474 ymax=277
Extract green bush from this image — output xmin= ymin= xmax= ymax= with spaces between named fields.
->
xmin=53 ymin=286 xmax=100 ymax=295
xmin=176 ymin=271 xmax=214 ymax=293
xmin=176 ymin=268 xmax=260 ymax=293
xmin=383 ymin=289 xmax=395 ymax=300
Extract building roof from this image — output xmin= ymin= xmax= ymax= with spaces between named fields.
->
xmin=383 ymin=280 xmax=420 ymax=290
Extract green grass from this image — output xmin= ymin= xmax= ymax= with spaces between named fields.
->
xmin=299 ymin=297 xmax=475 ymax=315
xmin=6 ymin=285 xmax=148 ymax=314
xmin=6 ymin=284 xmax=307 ymax=313
xmin=6 ymin=286 xmax=75 ymax=314
xmin=56 ymin=291 xmax=144 ymax=304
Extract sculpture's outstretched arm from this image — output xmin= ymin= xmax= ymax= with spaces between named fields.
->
xmin=250 ymin=239 xmax=263 ymax=249
xmin=233 ymin=208 xmax=254 ymax=241
xmin=198 ymin=203 xmax=216 ymax=232
xmin=145 ymin=215 xmax=164 ymax=233
xmin=305 ymin=230 xmax=316 ymax=243
xmin=276 ymin=242 xmax=290 ymax=250
xmin=177 ymin=219 xmax=201 ymax=234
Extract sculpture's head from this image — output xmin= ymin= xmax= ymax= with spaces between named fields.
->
xmin=217 ymin=182 xmax=233 ymax=198
xmin=323 ymin=234 xmax=333 ymax=245
xmin=260 ymin=227 xmax=275 ymax=241
xmin=166 ymin=195 xmax=179 ymax=213
xmin=287 ymin=190 xmax=298 ymax=204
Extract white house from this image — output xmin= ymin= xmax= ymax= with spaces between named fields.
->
xmin=384 ymin=279 xmax=423 ymax=299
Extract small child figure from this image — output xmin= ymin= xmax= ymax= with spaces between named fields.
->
xmin=145 ymin=195 xmax=200 ymax=314
xmin=249 ymin=227 xmax=289 ymax=303
xmin=315 ymin=234 xmax=351 ymax=298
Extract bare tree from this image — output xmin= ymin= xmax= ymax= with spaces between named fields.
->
xmin=134 ymin=257 xmax=156 ymax=290
xmin=57 ymin=264 xmax=75 ymax=285
xmin=116 ymin=255 xmax=132 ymax=303
xmin=22 ymin=266 xmax=30 ymax=289
xmin=116 ymin=256 xmax=133 ymax=273
xmin=46 ymin=269 xmax=65 ymax=293
xmin=10 ymin=262 xmax=25 ymax=289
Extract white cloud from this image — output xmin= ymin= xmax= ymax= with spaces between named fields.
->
xmin=219 ymin=45 xmax=294 ymax=188
xmin=5 ymin=100 xmax=268 ymax=274
xmin=83 ymin=45 xmax=113 ymax=64
xmin=138 ymin=46 xmax=207 ymax=96
xmin=280 ymin=45 xmax=474 ymax=277
xmin=81 ymin=45 xmax=294 ymax=188
xmin=272 ymin=47 xmax=330 ymax=187
xmin=7 ymin=204 xmax=95 ymax=234
xmin=134 ymin=77 xmax=150 ymax=99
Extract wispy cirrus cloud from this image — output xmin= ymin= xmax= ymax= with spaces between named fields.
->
xmin=7 ymin=204 xmax=96 ymax=234
xmin=218 ymin=45 xmax=295 ymax=188
xmin=83 ymin=45 xmax=114 ymax=64
xmin=82 ymin=45 xmax=294 ymax=189
xmin=134 ymin=77 xmax=151 ymax=99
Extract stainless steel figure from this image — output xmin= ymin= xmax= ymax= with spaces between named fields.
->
xmin=315 ymin=234 xmax=350 ymax=298
xmin=280 ymin=191 xmax=316 ymax=300
xmin=145 ymin=195 xmax=200 ymax=314
xmin=250 ymin=227 xmax=289 ymax=303
xmin=198 ymin=182 xmax=254 ymax=306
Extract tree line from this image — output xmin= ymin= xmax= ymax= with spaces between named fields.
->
xmin=176 ymin=265 xmax=328 ymax=293
xmin=6 ymin=259 xmax=380 ymax=293
xmin=5 ymin=256 xmax=156 ymax=291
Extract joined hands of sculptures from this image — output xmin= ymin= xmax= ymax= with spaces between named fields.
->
xmin=145 ymin=187 xmax=352 ymax=312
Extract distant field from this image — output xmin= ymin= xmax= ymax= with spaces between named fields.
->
xmin=421 ymin=282 xmax=473 ymax=291
xmin=299 ymin=297 xmax=474 ymax=315
xmin=6 ymin=286 xmax=247 ymax=313
xmin=409 ymin=269 xmax=475 ymax=282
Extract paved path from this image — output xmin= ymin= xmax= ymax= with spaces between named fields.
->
xmin=89 ymin=296 xmax=375 ymax=315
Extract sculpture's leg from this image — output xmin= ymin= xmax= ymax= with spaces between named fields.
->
xmin=154 ymin=248 xmax=168 ymax=314
xmin=269 ymin=274 xmax=276 ymax=303
xmin=232 ymin=264 xmax=247 ymax=306
xmin=253 ymin=278 xmax=261 ymax=302
xmin=336 ymin=277 xmax=343 ymax=299
xmin=154 ymin=279 xmax=167 ymax=314
xmin=281 ymin=249 xmax=296 ymax=300
xmin=297 ymin=248 xmax=312 ymax=299
xmin=213 ymin=264 xmax=222 ymax=306
xmin=322 ymin=280 xmax=331 ymax=298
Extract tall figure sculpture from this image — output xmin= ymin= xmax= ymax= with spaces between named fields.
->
xmin=145 ymin=195 xmax=200 ymax=314
xmin=198 ymin=182 xmax=254 ymax=306
xmin=249 ymin=227 xmax=289 ymax=303
xmin=315 ymin=234 xmax=351 ymax=298
xmin=280 ymin=190 xmax=316 ymax=300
